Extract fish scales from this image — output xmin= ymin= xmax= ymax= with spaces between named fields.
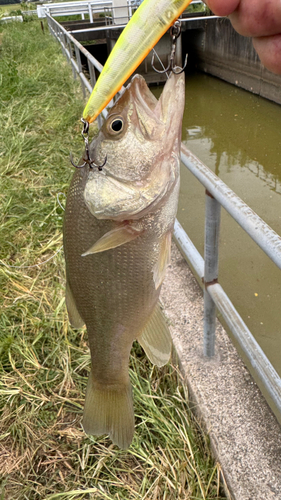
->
xmin=63 ymin=72 xmax=185 ymax=448
xmin=65 ymin=172 xmax=164 ymax=375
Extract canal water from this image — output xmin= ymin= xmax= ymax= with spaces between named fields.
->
xmin=153 ymin=71 xmax=281 ymax=381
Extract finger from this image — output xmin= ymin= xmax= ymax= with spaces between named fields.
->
xmin=230 ymin=0 xmax=281 ymax=38
xmin=253 ymin=34 xmax=281 ymax=75
xmin=204 ymin=0 xmax=240 ymax=17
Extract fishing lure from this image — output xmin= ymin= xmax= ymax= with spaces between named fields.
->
xmin=83 ymin=0 xmax=192 ymax=123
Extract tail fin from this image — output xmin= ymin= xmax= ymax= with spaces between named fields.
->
xmin=82 ymin=371 xmax=135 ymax=449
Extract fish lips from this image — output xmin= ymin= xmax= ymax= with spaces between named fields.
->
xmin=123 ymin=72 xmax=185 ymax=140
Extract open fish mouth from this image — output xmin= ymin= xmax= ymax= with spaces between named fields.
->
xmin=125 ymin=72 xmax=185 ymax=128
xmin=132 ymin=71 xmax=185 ymax=122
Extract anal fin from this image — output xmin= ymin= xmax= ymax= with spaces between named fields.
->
xmin=65 ymin=281 xmax=85 ymax=329
xmin=137 ymin=302 xmax=172 ymax=367
xmin=83 ymin=372 xmax=135 ymax=449
xmin=82 ymin=224 xmax=143 ymax=256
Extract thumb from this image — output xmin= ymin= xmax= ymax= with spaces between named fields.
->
xmin=204 ymin=0 xmax=240 ymax=17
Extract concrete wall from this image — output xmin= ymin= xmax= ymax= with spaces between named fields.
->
xmin=185 ymin=17 xmax=281 ymax=105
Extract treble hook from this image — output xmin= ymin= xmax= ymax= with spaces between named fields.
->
xmin=70 ymin=118 xmax=107 ymax=171
xmin=151 ymin=20 xmax=188 ymax=75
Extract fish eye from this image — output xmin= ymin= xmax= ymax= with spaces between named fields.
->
xmin=107 ymin=116 xmax=124 ymax=135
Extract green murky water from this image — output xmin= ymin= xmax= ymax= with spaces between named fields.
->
xmin=154 ymin=71 xmax=281 ymax=381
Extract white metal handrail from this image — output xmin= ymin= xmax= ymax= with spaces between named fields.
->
xmin=39 ymin=0 xmax=205 ymax=21
xmin=46 ymin=13 xmax=281 ymax=417
xmin=176 ymin=147 xmax=281 ymax=413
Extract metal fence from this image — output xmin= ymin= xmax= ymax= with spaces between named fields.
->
xmin=38 ymin=1 xmax=113 ymax=22
xmin=46 ymin=13 xmax=281 ymax=416
xmin=39 ymin=0 xmax=205 ymax=23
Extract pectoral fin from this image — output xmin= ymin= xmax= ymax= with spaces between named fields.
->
xmin=153 ymin=232 xmax=172 ymax=289
xmin=65 ymin=281 xmax=85 ymax=328
xmin=82 ymin=225 xmax=143 ymax=256
xmin=137 ymin=302 xmax=172 ymax=367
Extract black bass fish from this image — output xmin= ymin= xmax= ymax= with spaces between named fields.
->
xmin=63 ymin=71 xmax=185 ymax=448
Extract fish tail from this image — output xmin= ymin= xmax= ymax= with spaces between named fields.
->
xmin=82 ymin=372 xmax=135 ymax=449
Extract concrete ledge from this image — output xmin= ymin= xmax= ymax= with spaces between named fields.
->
xmin=161 ymin=243 xmax=281 ymax=500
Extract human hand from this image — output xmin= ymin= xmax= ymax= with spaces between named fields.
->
xmin=205 ymin=0 xmax=281 ymax=74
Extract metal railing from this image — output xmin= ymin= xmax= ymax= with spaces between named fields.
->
xmin=46 ymin=13 xmax=281 ymax=416
xmin=39 ymin=0 xmax=206 ymax=23
xmin=176 ymin=147 xmax=281 ymax=413
xmin=38 ymin=1 xmax=113 ymax=22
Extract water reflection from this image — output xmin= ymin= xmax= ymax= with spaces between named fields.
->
xmin=182 ymin=73 xmax=281 ymax=194
xmin=185 ymin=123 xmax=281 ymax=194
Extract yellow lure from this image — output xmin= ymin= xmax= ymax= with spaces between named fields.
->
xmin=83 ymin=0 xmax=193 ymax=123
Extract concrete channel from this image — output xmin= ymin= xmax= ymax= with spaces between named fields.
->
xmin=61 ymin=14 xmax=281 ymax=104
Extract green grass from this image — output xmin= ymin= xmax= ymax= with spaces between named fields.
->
xmin=0 ymin=20 xmax=226 ymax=500
xmin=0 ymin=4 xmax=19 ymax=16
xmin=186 ymin=3 xmax=208 ymax=14
xmin=0 ymin=2 xmax=33 ymax=17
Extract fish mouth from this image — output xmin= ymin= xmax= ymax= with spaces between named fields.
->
xmin=129 ymin=74 xmax=159 ymax=117
xmin=89 ymin=71 xmax=185 ymax=164
xmin=129 ymin=72 xmax=185 ymax=124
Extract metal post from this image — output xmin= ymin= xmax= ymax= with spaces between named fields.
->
xmin=204 ymin=189 xmax=221 ymax=357
xmin=88 ymin=3 xmax=93 ymax=23
xmin=66 ymin=39 xmax=76 ymax=78
xmin=128 ymin=0 xmax=132 ymax=19
xmin=88 ymin=61 xmax=96 ymax=89
xmin=61 ymin=32 xmax=68 ymax=58
xmin=175 ymin=30 xmax=182 ymax=68
xmin=75 ymin=46 xmax=85 ymax=97
xmin=57 ymin=24 xmax=64 ymax=55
